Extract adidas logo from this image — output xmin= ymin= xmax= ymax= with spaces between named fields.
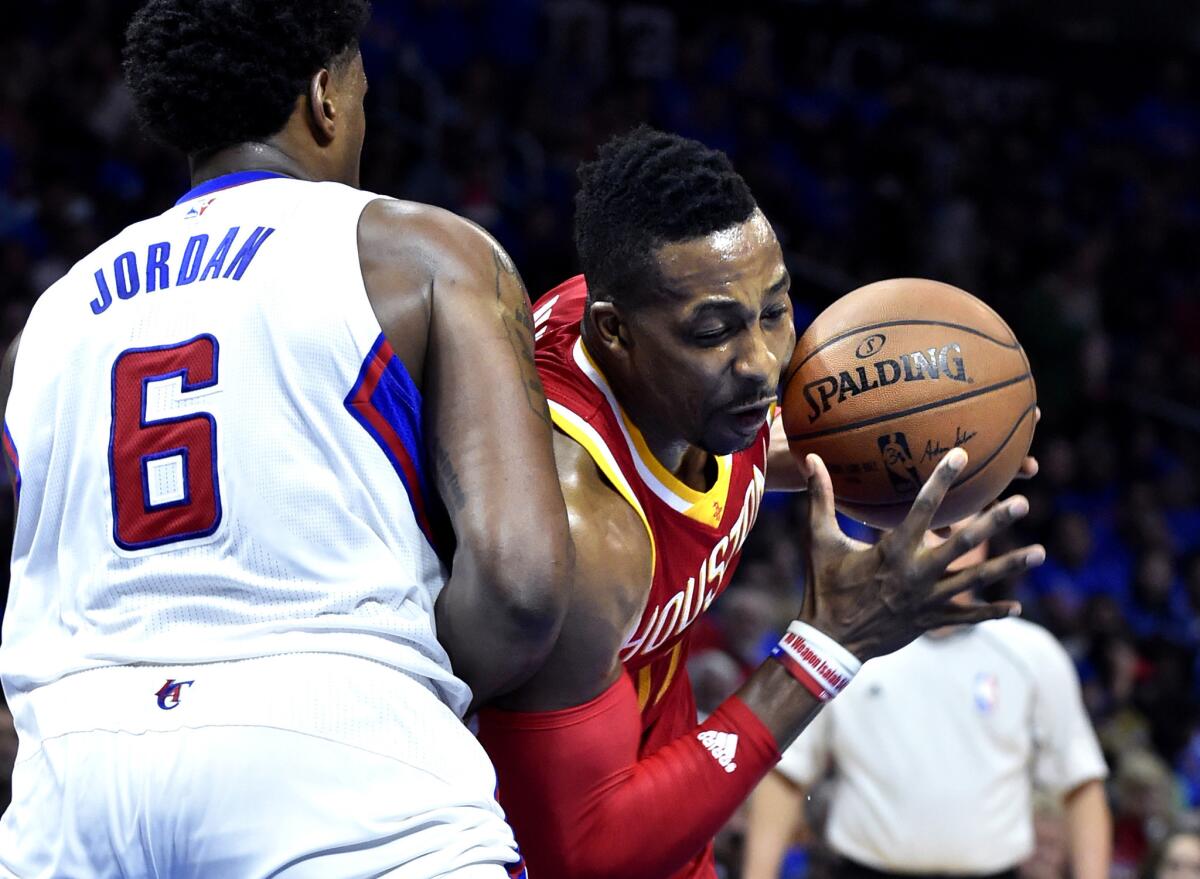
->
xmin=697 ymin=730 xmax=738 ymax=774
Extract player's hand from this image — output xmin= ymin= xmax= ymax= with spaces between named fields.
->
xmin=797 ymin=448 xmax=1045 ymax=662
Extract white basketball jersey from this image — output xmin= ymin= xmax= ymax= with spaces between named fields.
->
xmin=1 ymin=172 xmax=471 ymax=717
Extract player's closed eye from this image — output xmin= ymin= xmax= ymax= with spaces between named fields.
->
xmin=693 ymin=324 xmax=736 ymax=345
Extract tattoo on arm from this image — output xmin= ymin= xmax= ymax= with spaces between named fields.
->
xmin=494 ymin=247 xmax=551 ymax=427
xmin=434 ymin=439 xmax=467 ymax=512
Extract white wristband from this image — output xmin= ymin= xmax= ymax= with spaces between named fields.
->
xmin=772 ymin=620 xmax=862 ymax=702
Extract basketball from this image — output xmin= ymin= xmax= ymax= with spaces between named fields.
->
xmin=782 ymin=278 xmax=1037 ymax=530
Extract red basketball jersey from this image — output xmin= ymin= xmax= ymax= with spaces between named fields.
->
xmin=533 ymin=275 xmax=770 ymax=722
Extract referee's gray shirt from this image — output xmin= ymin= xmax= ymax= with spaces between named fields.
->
xmin=776 ymin=617 xmax=1107 ymax=873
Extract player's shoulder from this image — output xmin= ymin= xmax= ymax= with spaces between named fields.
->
xmin=554 ymin=432 xmax=649 ymax=555
xmin=532 ymin=275 xmax=588 ymax=339
xmin=537 ymin=275 xmax=589 ymax=309
xmin=975 ymin=615 xmax=1073 ymax=666
xmin=358 ymin=197 xmax=502 ymax=268
xmin=553 ymin=431 xmax=652 ymax=593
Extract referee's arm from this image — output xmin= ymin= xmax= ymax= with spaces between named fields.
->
xmin=743 ymin=708 xmax=830 ymax=879
xmin=743 ymin=771 xmax=808 ymax=879
xmin=1063 ymin=778 xmax=1111 ymax=879
xmin=1031 ymin=625 xmax=1111 ymax=879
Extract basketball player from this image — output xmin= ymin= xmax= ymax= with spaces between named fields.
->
xmin=477 ymin=127 xmax=1045 ymax=879
xmin=0 ymin=2 xmax=570 ymax=876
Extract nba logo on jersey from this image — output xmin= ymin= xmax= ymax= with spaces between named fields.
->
xmin=973 ymin=672 xmax=998 ymax=714
xmin=155 ymin=678 xmax=194 ymax=710
xmin=184 ymin=197 xmax=216 ymax=219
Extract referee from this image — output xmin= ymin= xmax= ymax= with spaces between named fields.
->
xmin=742 ymin=530 xmax=1111 ymax=879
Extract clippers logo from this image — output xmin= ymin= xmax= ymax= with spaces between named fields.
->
xmin=155 ymin=678 xmax=194 ymax=710
xmin=855 ymin=334 xmax=886 ymax=358
xmin=877 ymin=432 xmax=922 ymax=493
xmin=802 ymin=342 xmax=970 ymax=423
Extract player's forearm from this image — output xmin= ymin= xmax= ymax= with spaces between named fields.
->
xmin=1064 ymin=779 xmax=1112 ymax=879
xmin=436 ymin=538 xmax=571 ymax=707
xmin=737 ymin=658 xmax=827 ymax=750
xmin=478 ymin=674 xmax=781 ymax=879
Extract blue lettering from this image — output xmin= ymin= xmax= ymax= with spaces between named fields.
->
xmin=223 ymin=226 xmax=275 ymax=281
xmin=176 ymin=234 xmax=209 ymax=286
xmin=146 ymin=242 xmax=171 ymax=292
xmin=90 ymin=269 xmax=113 ymax=315
xmin=114 ymin=252 xmax=140 ymax=300
xmin=199 ymin=226 xmax=240 ymax=281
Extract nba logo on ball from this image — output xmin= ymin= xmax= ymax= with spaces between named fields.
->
xmin=973 ymin=673 xmax=999 ymax=714
xmin=877 ymin=433 xmax=921 ymax=493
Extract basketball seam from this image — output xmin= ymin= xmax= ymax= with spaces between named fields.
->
xmin=784 ymin=319 xmax=1021 ymax=388
xmin=785 ymin=372 xmax=1031 ymax=442
xmin=952 ymin=402 xmax=1037 ymax=488
xmin=831 ymin=402 xmax=1038 ymax=506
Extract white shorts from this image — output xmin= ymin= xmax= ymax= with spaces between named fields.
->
xmin=0 ymin=654 xmax=525 ymax=878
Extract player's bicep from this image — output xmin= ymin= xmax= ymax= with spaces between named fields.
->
xmin=423 ymin=242 xmax=561 ymax=541
xmin=496 ymin=437 xmax=654 ymax=711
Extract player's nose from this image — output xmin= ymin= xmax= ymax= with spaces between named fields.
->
xmin=734 ymin=327 xmax=779 ymax=385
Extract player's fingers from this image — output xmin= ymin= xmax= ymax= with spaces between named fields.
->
xmin=895 ymin=448 xmax=967 ymax=548
xmin=924 ymin=599 xmax=1021 ymax=629
xmin=922 ymin=496 xmax=1030 ymax=574
xmin=931 ymin=544 xmax=1046 ymax=602
xmin=804 ymin=453 xmax=840 ymax=541
xmin=1015 ymin=456 xmax=1039 ymax=479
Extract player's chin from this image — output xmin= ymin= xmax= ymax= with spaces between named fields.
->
xmin=704 ymin=417 xmax=765 ymax=455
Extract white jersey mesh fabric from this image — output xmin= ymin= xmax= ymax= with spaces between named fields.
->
xmin=1 ymin=174 xmax=470 ymax=721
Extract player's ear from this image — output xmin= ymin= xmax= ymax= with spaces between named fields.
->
xmin=307 ymin=69 xmax=337 ymax=144
xmin=588 ymin=301 xmax=633 ymax=354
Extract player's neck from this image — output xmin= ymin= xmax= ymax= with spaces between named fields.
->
xmin=580 ymin=328 xmax=717 ymax=491
xmin=619 ymin=400 xmax=716 ymax=492
xmin=189 ymin=143 xmax=314 ymax=188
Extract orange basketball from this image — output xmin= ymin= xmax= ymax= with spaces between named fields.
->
xmin=781 ymin=278 xmax=1037 ymax=530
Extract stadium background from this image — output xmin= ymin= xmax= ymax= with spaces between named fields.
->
xmin=2 ymin=1 xmax=1199 ymax=876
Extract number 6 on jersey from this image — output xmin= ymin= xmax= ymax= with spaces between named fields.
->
xmin=109 ymin=334 xmax=222 ymax=550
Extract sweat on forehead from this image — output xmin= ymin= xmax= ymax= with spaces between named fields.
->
xmin=652 ymin=212 xmax=784 ymax=298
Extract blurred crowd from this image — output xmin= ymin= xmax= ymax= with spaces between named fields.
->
xmin=2 ymin=1 xmax=1200 ymax=877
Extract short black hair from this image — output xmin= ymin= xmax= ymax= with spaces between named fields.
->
xmin=123 ymin=0 xmax=371 ymax=156
xmin=574 ymin=125 xmax=757 ymax=307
